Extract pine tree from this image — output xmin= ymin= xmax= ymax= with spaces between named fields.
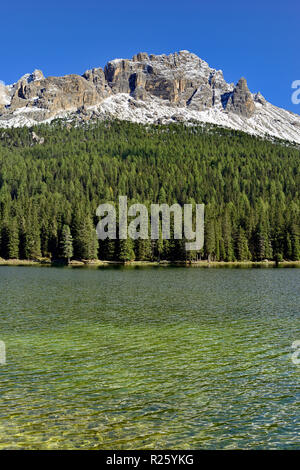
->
xmin=236 ymin=227 xmax=251 ymax=261
xmin=24 ymin=210 xmax=41 ymax=259
xmin=253 ymin=223 xmax=272 ymax=261
xmin=290 ymin=225 xmax=300 ymax=261
xmin=74 ymin=217 xmax=98 ymax=260
xmin=99 ymin=239 xmax=115 ymax=260
xmin=8 ymin=218 xmax=19 ymax=259
xmin=205 ymin=218 xmax=216 ymax=261
xmin=285 ymin=233 xmax=292 ymax=260
xmin=135 ymin=238 xmax=153 ymax=261
xmin=118 ymin=238 xmax=135 ymax=262
xmin=222 ymin=209 xmax=235 ymax=261
xmin=0 ymin=221 xmax=9 ymax=259
xmin=61 ymin=225 xmax=73 ymax=263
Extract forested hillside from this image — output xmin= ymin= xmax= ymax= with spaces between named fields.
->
xmin=0 ymin=120 xmax=299 ymax=262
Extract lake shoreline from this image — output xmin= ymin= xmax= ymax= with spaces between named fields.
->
xmin=0 ymin=257 xmax=299 ymax=268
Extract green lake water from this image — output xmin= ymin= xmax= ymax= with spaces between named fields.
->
xmin=0 ymin=266 xmax=299 ymax=449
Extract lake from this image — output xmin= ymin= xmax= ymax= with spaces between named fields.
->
xmin=0 ymin=266 xmax=299 ymax=449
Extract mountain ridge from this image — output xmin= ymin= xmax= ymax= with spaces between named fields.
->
xmin=0 ymin=50 xmax=300 ymax=144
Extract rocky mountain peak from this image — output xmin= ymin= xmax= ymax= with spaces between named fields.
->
xmin=24 ymin=69 xmax=44 ymax=84
xmin=254 ymin=91 xmax=266 ymax=105
xmin=226 ymin=77 xmax=255 ymax=118
xmin=99 ymin=50 xmax=231 ymax=108
xmin=0 ymin=51 xmax=299 ymax=144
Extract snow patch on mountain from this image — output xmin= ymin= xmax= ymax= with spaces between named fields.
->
xmin=0 ymin=51 xmax=299 ymax=145
xmin=1 ymin=92 xmax=300 ymax=144
xmin=0 ymin=81 xmax=10 ymax=106
xmin=91 ymin=94 xmax=300 ymax=144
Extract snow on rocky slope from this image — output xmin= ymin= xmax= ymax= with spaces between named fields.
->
xmin=0 ymin=50 xmax=299 ymax=144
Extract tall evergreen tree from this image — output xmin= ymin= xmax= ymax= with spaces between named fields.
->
xmin=24 ymin=210 xmax=41 ymax=259
xmin=60 ymin=225 xmax=73 ymax=263
xmin=118 ymin=238 xmax=135 ymax=262
xmin=236 ymin=227 xmax=251 ymax=261
xmin=8 ymin=218 xmax=19 ymax=259
xmin=74 ymin=216 xmax=98 ymax=260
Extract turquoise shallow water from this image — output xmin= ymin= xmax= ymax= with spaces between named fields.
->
xmin=0 ymin=266 xmax=299 ymax=449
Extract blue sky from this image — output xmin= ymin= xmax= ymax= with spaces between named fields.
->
xmin=1 ymin=0 xmax=299 ymax=113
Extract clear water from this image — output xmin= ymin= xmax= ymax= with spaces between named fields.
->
xmin=0 ymin=266 xmax=299 ymax=449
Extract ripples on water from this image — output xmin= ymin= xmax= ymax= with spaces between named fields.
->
xmin=0 ymin=266 xmax=299 ymax=449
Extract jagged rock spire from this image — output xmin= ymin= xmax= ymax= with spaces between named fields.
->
xmin=226 ymin=77 xmax=255 ymax=118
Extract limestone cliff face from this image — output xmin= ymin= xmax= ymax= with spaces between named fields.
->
xmin=7 ymin=72 xmax=100 ymax=120
xmin=82 ymin=67 xmax=112 ymax=99
xmin=1 ymin=51 xmax=300 ymax=145
xmin=0 ymin=50 xmax=238 ymax=121
xmin=225 ymin=77 xmax=255 ymax=118
xmin=102 ymin=50 xmax=232 ymax=110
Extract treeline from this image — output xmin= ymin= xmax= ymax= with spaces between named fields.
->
xmin=0 ymin=120 xmax=299 ymax=262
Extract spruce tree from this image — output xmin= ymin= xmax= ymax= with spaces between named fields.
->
xmin=0 ymin=222 xmax=9 ymax=259
xmin=74 ymin=217 xmax=98 ymax=260
xmin=61 ymin=225 xmax=73 ymax=263
xmin=236 ymin=227 xmax=251 ymax=261
xmin=99 ymin=239 xmax=115 ymax=260
xmin=134 ymin=238 xmax=152 ymax=261
xmin=118 ymin=238 xmax=135 ymax=262
xmin=24 ymin=210 xmax=41 ymax=259
xmin=8 ymin=218 xmax=19 ymax=259
xmin=290 ymin=225 xmax=300 ymax=261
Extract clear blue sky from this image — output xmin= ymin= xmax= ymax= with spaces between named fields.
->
xmin=1 ymin=0 xmax=299 ymax=113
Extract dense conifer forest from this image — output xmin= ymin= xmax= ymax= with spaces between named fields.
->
xmin=0 ymin=120 xmax=299 ymax=262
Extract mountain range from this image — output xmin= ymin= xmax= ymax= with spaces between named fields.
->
xmin=0 ymin=50 xmax=300 ymax=143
